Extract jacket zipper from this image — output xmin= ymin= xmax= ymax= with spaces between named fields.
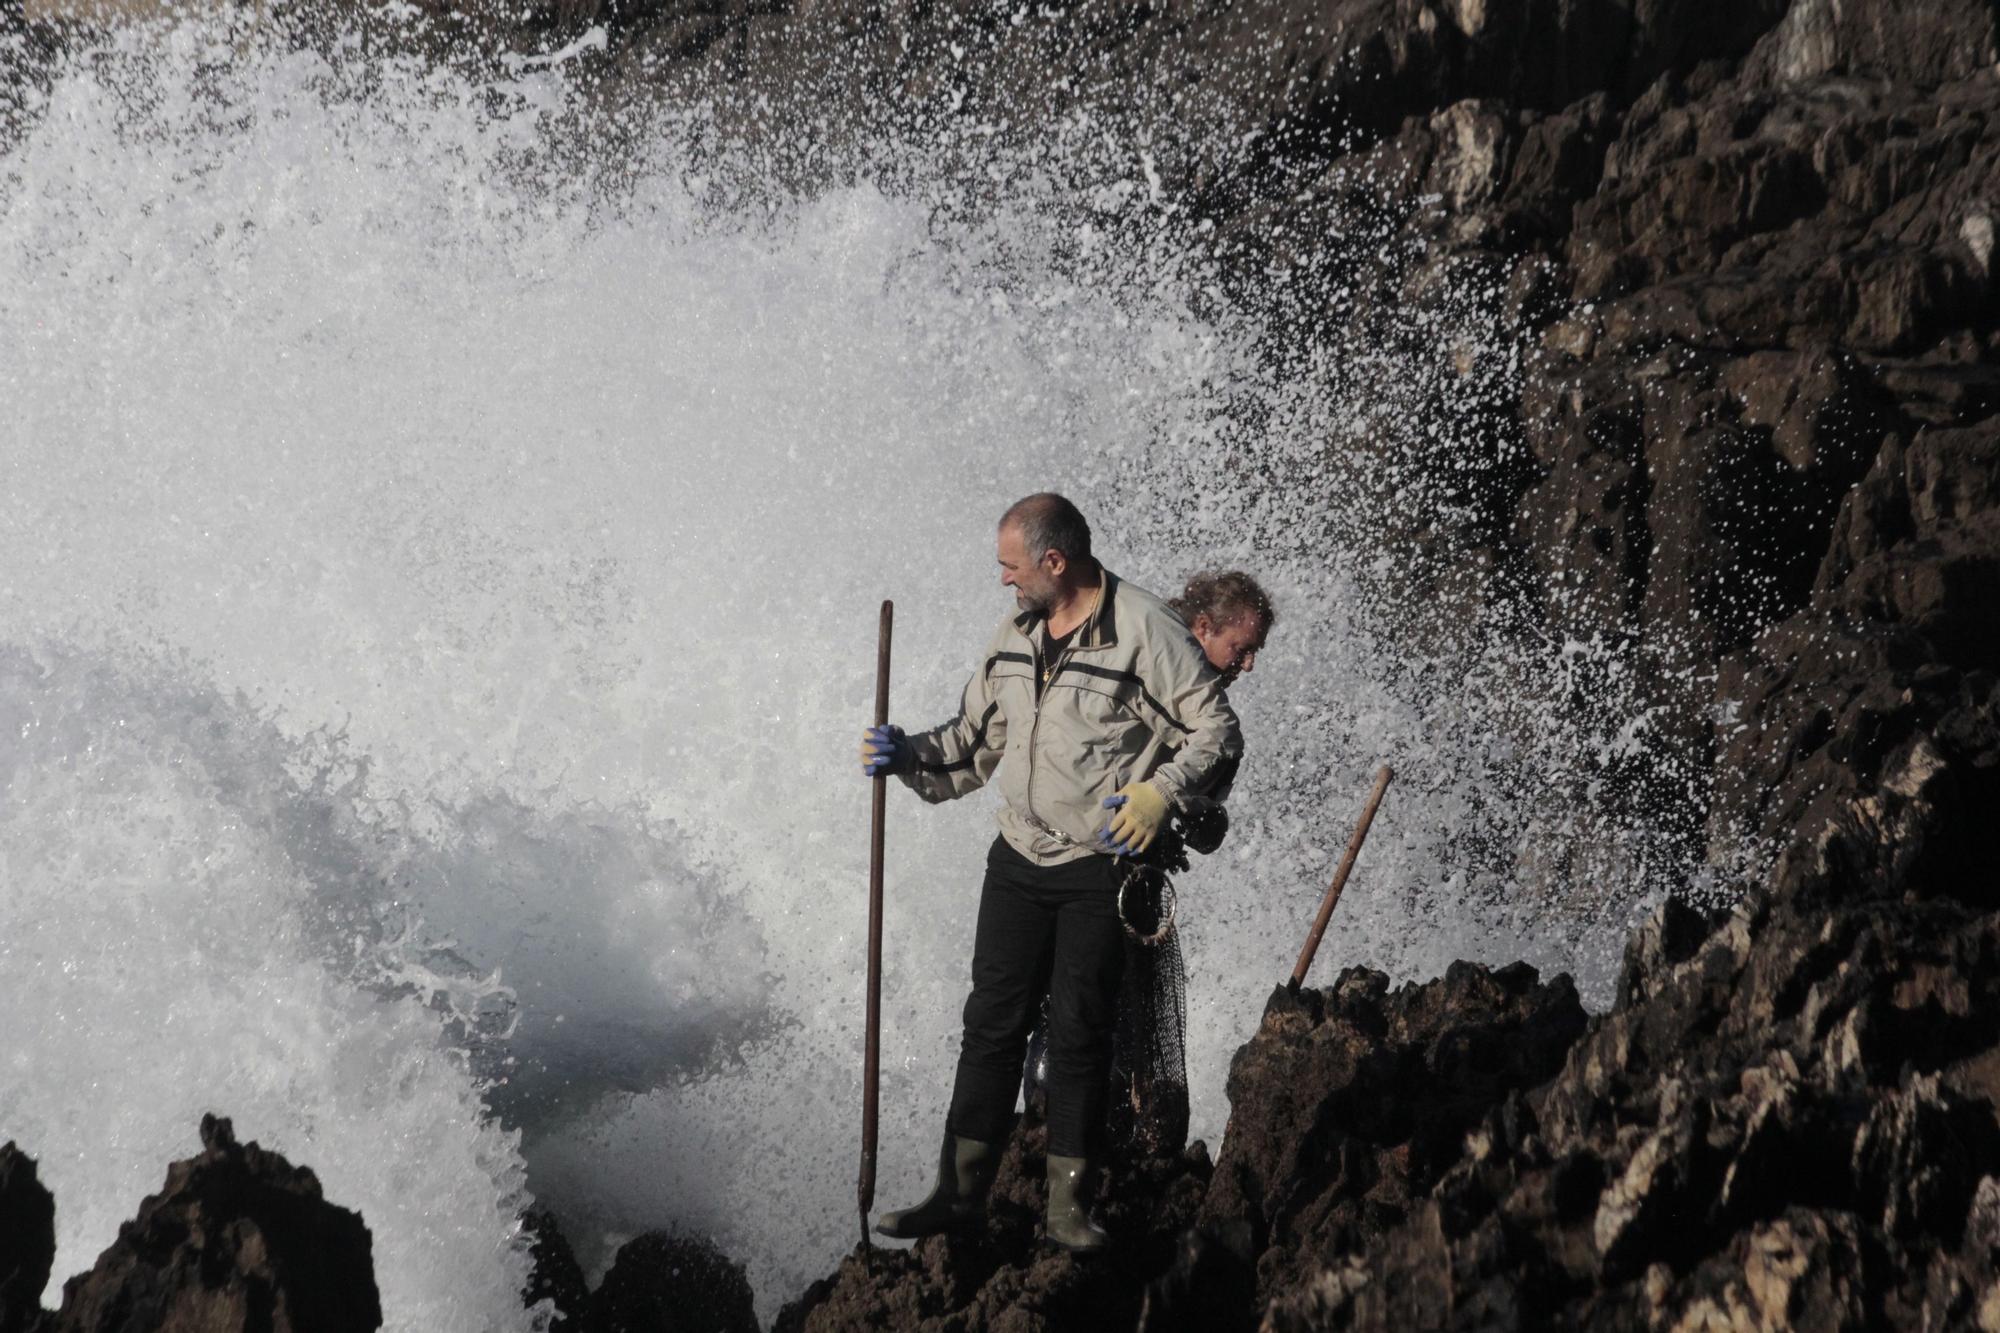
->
xmin=1024 ymin=620 xmax=1086 ymax=846
xmin=1020 ymin=575 xmax=1111 ymax=853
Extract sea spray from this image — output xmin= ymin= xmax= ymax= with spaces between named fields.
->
xmin=0 ymin=644 xmax=551 ymax=1330
xmin=1 ymin=7 xmax=1734 ymax=1319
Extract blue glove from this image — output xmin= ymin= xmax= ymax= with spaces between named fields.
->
xmin=860 ymin=725 xmax=904 ymax=778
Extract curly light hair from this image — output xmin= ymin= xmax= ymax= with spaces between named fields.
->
xmin=1169 ymin=570 xmax=1275 ymax=633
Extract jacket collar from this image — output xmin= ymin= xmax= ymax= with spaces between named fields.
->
xmin=1013 ymin=568 xmax=1119 ymax=651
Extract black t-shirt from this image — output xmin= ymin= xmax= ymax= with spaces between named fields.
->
xmin=1036 ymin=623 xmax=1077 ymax=700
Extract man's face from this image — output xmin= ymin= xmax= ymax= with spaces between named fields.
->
xmin=1194 ymin=612 xmax=1267 ymax=686
xmin=997 ymin=522 xmax=1060 ymax=616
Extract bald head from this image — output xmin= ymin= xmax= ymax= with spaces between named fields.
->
xmin=999 ymin=493 xmax=1092 ymax=570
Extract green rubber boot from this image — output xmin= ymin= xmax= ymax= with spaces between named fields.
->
xmin=1044 ymin=1155 xmax=1109 ymax=1252
xmin=874 ymin=1134 xmax=999 ymax=1239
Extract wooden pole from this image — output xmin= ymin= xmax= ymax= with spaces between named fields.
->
xmin=858 ymin=600 xmax=892 ymax=1248
xmin=1290 ymin=765 xmax=1394 ymax=990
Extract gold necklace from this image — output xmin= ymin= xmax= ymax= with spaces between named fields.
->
xmin=1042 ymin=579 xmax=1102 ymax=684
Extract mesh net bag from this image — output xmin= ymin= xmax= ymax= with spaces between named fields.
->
xmin=1106 ymin=863 xmax=1190 ymax=1156
xmin=1019 ymin=863 xmax=1192 ymax=1157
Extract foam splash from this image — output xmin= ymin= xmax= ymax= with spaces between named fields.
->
xmin=1 ymin=8 xmax=1731 ymax=1319
xmin=0 ymin=645 xmax=547 ymax=1331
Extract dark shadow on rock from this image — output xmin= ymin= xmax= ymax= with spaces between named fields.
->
xmin=0 ymin=1142 xmax=55 ymax=1333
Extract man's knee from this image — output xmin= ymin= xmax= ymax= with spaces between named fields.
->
xmin=1044 ymin=1019 xmax=1115 ymax=1080
xmin=1049 ymin=937 xmax=1124 ymax=1030
xmin=961 ymin=981 xmax=1041 ymax=1053
xmin=1044 ymin=978 xmax=1117 ymax=1068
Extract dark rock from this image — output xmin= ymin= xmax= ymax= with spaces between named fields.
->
xmin=1259 ymin=875 xmax=2000 ymax=1331
xmin=585 ymin=1232 xmax=756 ymax=1333
xmin=0 ymin=1143 xmax=55 ymax=1333
xmin=51 ymin=1114 xmax=380 ymax=1333
xmin=1134 ymin=1219 xmax=1256 ymax=1333
xmin=1745 ymin=0 xmax=2000 ymax=87
xmin=1712 ymin=413 xmax=2000 ymax=900
xmin=521 ymin=1207 xmax=588 ymax=1332
xmin=1198 ymin=964 xmax=1587 ymax=1314
xmin=774 ymin=1129 xmax=1215 ymax=1332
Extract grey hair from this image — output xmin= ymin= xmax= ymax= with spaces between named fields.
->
xmin=1000 ymin=492 xmax=1093 ymax=566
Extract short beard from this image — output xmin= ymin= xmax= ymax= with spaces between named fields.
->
xmin=1015 ymin=587 xmax=1053 ymax=617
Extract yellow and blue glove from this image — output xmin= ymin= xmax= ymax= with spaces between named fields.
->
xmin=1098 ymin=781 xmax=1168 ymax=856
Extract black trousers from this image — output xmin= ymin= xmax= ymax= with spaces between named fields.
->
xmin=947 ymin=836 xmax=1127 ymax=1159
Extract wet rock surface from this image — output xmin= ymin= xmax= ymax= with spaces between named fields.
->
xmin=0 ymin=1130 xmax=758 ymax=1333
xmin=1198 ymin=965 xmax=1588 ymax=1313
xmin=779 ymin=963 xmax=1584 ymax=1331
xmin=780 ymin=876 xmax=2000 ymax=1330
xmin=1715 ymin=417 xmax=2000 ymax=900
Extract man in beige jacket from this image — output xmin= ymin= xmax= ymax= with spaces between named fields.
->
xmin=859 ymin=492 xmax=1242 ymax=1251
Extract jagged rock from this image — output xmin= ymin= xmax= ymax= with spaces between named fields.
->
xmin=1749 ymin=0 xmax=2000 ymax=86
xmin=1198 ymin=963 xmax=1587 ymax=1315
xmin=1515 ymin=341 xmax=1890 ymax=703
xmin=1261 ymin=877 xmax=2000 ymax=1331
xmin=585 ymin=1232 xmax=756 ymax=1333
xmin=0 ymin=1143 xmax=55 ymax=1333
xmin=51 ymin=1115 xmax=380 ymax=1333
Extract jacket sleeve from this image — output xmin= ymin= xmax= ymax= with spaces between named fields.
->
xmin=893 ymin=636 xmax=1009 ymax=803
xmin=1138 ymin=629 xmax=1242 ymax=810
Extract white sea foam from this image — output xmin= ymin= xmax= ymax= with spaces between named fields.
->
xmin=0 ymin=645 xmax=549 ymax=1331
xmin=1 ymin=11 xmax=1716 ymax=1321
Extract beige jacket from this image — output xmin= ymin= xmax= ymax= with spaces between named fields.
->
xmin=892 ymin=569 xmax=1243 ymax=866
